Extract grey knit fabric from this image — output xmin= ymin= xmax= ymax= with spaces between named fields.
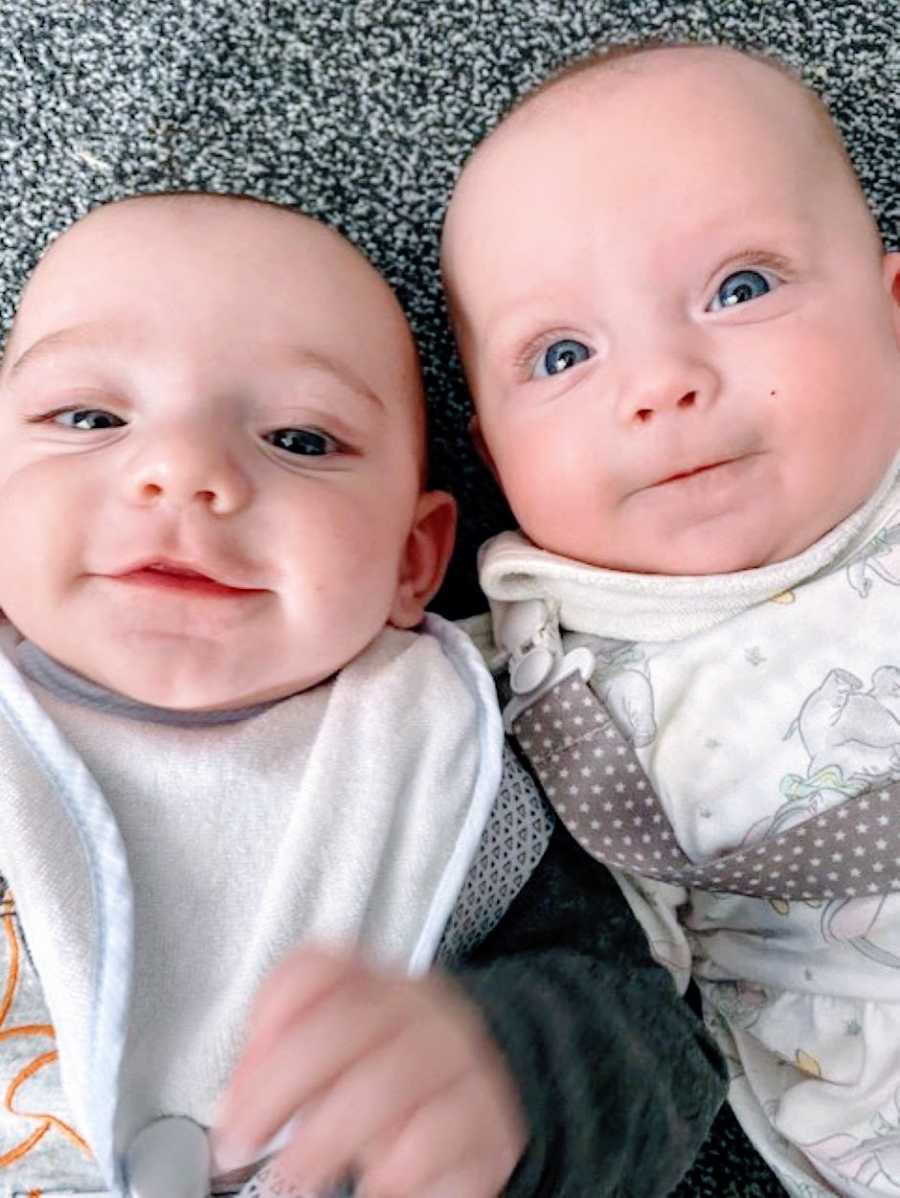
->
xmin=0 ymin=0 xmax=896 ymax=617
xmin=437 ymin=744 xmax=554 ymax=963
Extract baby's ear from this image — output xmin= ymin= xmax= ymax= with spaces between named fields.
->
xmin=883 ymin=252 xmax=900 ymax=348
xmin=389 ymin=490 xmax=458 ymax=629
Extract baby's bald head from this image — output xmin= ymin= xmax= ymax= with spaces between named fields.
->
xmin=445 ymin=44 xmax=881 ymax=329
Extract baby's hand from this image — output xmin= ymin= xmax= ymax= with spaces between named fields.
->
xmin=213 ymin=947 xmax=526 ymax=1197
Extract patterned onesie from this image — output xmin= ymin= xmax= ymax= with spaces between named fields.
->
xmin=482 ymin=457 xmax=900 ymax=1198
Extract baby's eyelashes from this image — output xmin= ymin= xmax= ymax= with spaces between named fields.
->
xmin=513 ymin=335 xmax=594 ymax=381
xmin=263 ymin=427 xmax=345 ymax=457
xmin=36 ymin=406 xmax=127 ymax=431
xmin=534 ymin=338 xmax=593 ymax=379
xmin=707 ymin=267 xmax=780 ymax=313
xmin=30 ymin=407 xmax=351 ymax=463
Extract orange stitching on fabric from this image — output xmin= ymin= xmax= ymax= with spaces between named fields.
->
xmin=2 ymin=1047 xmax=90 ymax=1163
xmin=7 ymin=1048 xmax=91 ymax=1152
xmin=46 ymin=1112 xmax=90 ymax=1155
xmin=0 ymin=913 xmax=18 ymax=1027
xmin=0 ymin=1025 xmax=54 ymax=1043
xmin=0 ymin=1120 xmax=48 ymax=1165
xmin=0 ymin=900 xmax=93 ymax=1169
xmin=8 ymin=1048 xmax=61 ymax=1101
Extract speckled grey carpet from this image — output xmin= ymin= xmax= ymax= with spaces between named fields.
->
xmin=1 ymin=2 xmax=896 ymax=1193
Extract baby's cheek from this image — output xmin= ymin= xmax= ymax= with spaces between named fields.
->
xmin=515 ymin=435 xmax=594 ymax=520
xmin=0 ymin=473 xmax=47 ymax=588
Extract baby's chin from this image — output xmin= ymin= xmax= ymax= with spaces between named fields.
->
xmin=60 ymin=629 xmax=341 ymax=712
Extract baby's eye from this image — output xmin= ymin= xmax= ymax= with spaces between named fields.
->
xmin=709 ymin=269 xmax=776 ymax=312
xmin=54 ymin=408 xmax=126 ymax=431
xmin=533 ymin=339 xmax=592 ymax=380
xmin=265 ymin=428 xmax=340 ymax=457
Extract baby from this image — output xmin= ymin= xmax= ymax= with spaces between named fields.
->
xmin=0 ymin=191 xmax=723 ymax=1198
xmin=443 ymin=42 xmax=900 ymax=1198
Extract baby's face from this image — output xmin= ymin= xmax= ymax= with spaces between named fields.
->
xmin=444 ymin=48 xmax=900 ymax=574
xmin=0 ymin=197 xmax=451 ymax=709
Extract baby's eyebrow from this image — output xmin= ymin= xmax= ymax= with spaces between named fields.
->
xmin=6 ymin=330 xmax=386 ymax=413
xmin=6 ymin=323 xmax=112 ymax=380
xmin=480 ymin=303 xmax=557 ymax=362
xmin=275 ymin=346 xmax=385 ymax=411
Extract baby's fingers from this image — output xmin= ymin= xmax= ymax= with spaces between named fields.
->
xmin=272 ymin=1015 xmax=465 ymax=1192
xmin=235 ymin=948 xmax=363 ymax=1071
xmin=357 ymin=1070 xmax=525 ymax=1198
xmin=363 ymin=1157 xmax=512 ymax=1198
xmin=218 ymin=1002 xmax=402 ymax=1168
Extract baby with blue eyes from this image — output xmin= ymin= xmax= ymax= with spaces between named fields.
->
xmin=443 ymin=42 xmax=900 ymax=1198
xmin=0 ymin=190 xmax=725 ymax=1198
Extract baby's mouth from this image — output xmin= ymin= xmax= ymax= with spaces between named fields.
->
xmin=656 ymin=459 xmax=736 ymax=485
xmin=110 ymin=559 xmax=265 ymax=598
xmin=145 ymin=562 xmax=211 ymax=579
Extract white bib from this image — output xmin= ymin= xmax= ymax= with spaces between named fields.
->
xmin=0 ymin=615 xmax=502 ymax=1193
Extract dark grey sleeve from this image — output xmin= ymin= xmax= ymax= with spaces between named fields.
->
xmin=449 ymin=811 xmax=728 ymax=1197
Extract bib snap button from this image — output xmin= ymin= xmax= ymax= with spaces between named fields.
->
xmin=125 ymin=1115 xmax=209 ymax=1198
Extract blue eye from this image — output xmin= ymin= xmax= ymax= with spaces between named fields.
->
xmin=711 ymin=269 xmax=773 ymax=311
xmin=54 ymin=408 xmax=125 ymax=430
xmin=534 ymin=339 xmax=592 ymax=379
xmin=265 ymin=428 xmax=339 ymax=456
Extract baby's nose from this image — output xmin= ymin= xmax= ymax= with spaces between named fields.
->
xmin=616 ymin=353 xmax=719 ymax=426
xmin=124 ymin=435 xmax=252 ymax=515
xmin=631 ymin=387 xmax=698 ymax=424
